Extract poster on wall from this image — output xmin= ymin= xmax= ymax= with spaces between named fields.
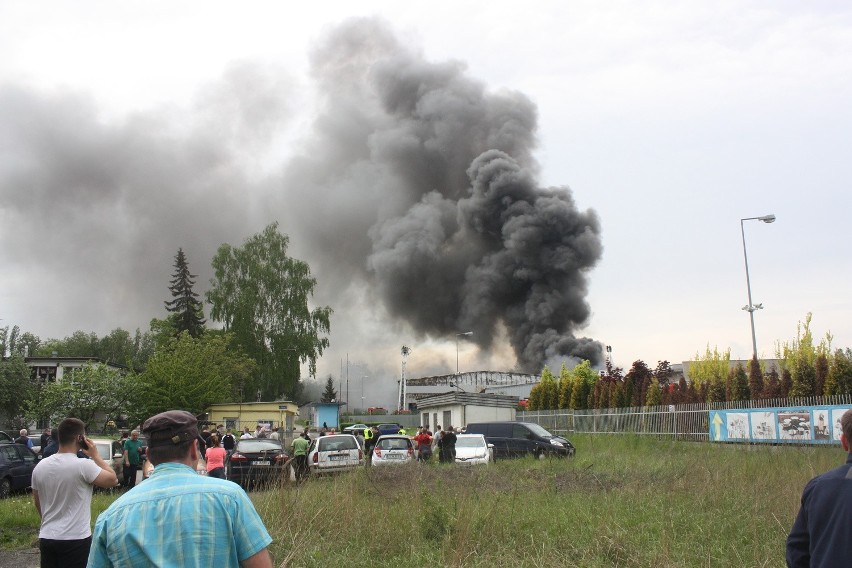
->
xmin=709 ymin=405 xmax=852 ymax=444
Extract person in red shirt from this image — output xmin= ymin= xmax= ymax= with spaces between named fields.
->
xmin=414 ymin=427 xmax=432 ymax=462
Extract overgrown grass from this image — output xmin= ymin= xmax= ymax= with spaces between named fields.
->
xmin=0 ymin=436 xmax=838 ymax=566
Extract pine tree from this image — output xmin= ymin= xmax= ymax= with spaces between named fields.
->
xmin=763 ymin=369 xmax=781 ymax=399
xmin=165 ymin=248 xmax=206 ymax=338
xmin=644 ymin=378 xmax=662 ymax=407
xmin=321 ymin=376 xmax=337 ymax=402
xmin=728 ymin=363 xmax=749 ymax=401
xmin=780 ymin=369 xmax=793 ymax=398
xmin=815 ymin=353 xmax=829 ymax=396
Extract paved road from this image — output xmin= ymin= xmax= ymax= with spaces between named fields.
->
xmin=0 ymin=549 xmax=39 ymax=568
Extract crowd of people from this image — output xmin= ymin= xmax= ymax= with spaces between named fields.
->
xmin=30 ymin=412 xmax=274 ymax=568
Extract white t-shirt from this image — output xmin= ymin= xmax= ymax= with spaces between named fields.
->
xmin=31 ymin=453 xmax=103 ymax=540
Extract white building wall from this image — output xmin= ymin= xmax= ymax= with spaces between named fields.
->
xmin=464 ymin=405 xmax=516 ymax=426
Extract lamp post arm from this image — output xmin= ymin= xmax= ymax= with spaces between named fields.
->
xmin=741 ymin=219 xmax=758 ymax=359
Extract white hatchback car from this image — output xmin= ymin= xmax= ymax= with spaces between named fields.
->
xmin=453 ymin=434 xmax=493 ymax=465
xmin=308 ymin=434 xmax=363 ymax=475
xmin=371 ymin=435 xmax=414 ymax=466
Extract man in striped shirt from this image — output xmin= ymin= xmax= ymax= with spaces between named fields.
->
xmin=88 ymin=410 xmax=273 ymax=568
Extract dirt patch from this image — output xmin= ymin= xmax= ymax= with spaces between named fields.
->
xmin=0 ymin=549 xmax=39 ymax=568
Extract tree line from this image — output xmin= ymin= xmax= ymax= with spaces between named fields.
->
xmin=0 ymin=223 xmax=331 ymax=430
xmin=528 ymin=314 xmax=852 ymax=411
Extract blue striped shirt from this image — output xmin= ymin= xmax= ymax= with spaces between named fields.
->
xmin=88 ymin=462 xmax=272 ymax=567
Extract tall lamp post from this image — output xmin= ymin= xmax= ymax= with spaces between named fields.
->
xmin=740 ymin=214 xmax=776 ymax=360
xmin=456 ymin=332 xmax=473 ymax=374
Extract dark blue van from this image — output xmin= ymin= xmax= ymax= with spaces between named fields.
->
xmin=464 ymin=421 xmax=575 ymax=460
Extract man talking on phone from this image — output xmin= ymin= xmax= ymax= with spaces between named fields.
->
xmin=31 ymin=417 xmax=119 ymax=568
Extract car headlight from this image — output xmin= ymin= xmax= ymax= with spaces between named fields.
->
xmin=550 ymin=439 xmax=564 ymax=447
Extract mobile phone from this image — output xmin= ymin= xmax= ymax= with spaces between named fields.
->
xmin=78 ymin=436 xmax=89 ymax=450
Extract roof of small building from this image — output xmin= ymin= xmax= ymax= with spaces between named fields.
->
xmin=416 ymin=392 xmax=518 ymax=409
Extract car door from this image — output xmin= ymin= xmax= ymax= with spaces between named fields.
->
xmin=16 ymin=446 xmax=37 ymax=488
xmin=510 ymin=424 xmax=534 ymax=457
xmin=487 ymin=424 xmax=511 ymax=458
xmin=0 ymin=446 xmax=28 ymax=490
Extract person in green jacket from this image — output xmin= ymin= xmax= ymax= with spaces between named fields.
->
xmin=291 ymin=431 xmax=310 ymax=482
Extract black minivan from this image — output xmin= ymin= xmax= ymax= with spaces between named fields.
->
xmin=464 ymin=422 xmax=575 ymax=460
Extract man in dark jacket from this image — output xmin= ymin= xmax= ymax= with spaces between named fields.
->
xmin=787 ymin=408 xmax=852 ymax=567
xmin=438 ymin=426 xmax=457 ymax=464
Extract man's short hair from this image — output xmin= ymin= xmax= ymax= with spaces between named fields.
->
xmin=19 ymin=429 xmax=27 ymax=436
xmin=57 ymin=418 xmax=86 ymax=446
xmin=841 ymin=409 xmax=852 ymax=443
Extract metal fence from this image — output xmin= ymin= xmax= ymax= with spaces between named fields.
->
xmin=518 ymin=394 xmax=852 ymax=441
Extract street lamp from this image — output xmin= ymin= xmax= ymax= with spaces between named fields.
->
xmin=456 ymin=332 xmax=473 ymax=374
xmin=740 ymin=214 xmax=776 ymax=360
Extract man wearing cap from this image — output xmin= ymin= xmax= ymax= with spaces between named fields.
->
xmin=88 ymin=410 xmax=273 ymax=568
xmin=31 ymin=417 xmax=119 ymax=568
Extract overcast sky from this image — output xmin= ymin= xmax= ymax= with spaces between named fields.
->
xmin=1 ymin=2 xmax=850 ymax=406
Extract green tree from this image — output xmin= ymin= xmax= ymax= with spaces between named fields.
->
xmin=815 ymin=353 xmax=829 ymax=397
xmin=24 ymin=363 xmax=141 ymax=430
xmin=779 ymin=313 xmax=831 ymax=398
xmin=528 ymin=382 xmax=543 ymax=410
xmin=36 ymin=330 xmax=99 ymax=357
xmin=780 ymin=368 xmax=793 ymax=398
xmin=763 ymin=369 xmax=782 ymax=398
xmin=138 ymin=332 xmax=256 ymax=418
xmin=826 ymin=349 xmax=852 ymax=396
xmin=644 ymin=378 xmax=662 ymax=407
xmin=165 ymin=248 xmax=206 ymax=338
xmin=557 ymin=363 xmax=574 ymax=409
xmin=321 ymin=376 xmax=337 ymax=403
xmin=207 ymin=223 xmax=332 ymax=400
xmin=0 ymin=354 xmax=33 ymax=428
xmin=566 ymin=361 xmax=597 ymax=410
xmin=728 ymin=363 xmax=750 ymax=402
xmin=538 ymin=367 xmax=558 ymax=409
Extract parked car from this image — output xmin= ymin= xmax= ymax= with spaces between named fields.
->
xmin=464 ymin=422 xmax=575 ymax=460
xmin=342 ymin=424 xmax=369 ymax=435
xmin=453 ymin=434 xmax=493 ymax=466
xmin=0 ymin=444 xmax=39 ymax=498
xmin=376 ymin=423 xmax=402 ymax=436
xmin=371 ymin=435 xmax=414 ymax=466
xmin=307 ymin=434 xmax=363 ymax=475
xmin=0 ymin=431 xmax=14 ymax=444
xmin=226 ymin=438 xmax=290 ymax=488
xmin=90 ymin=438 xmax=125 ymax=482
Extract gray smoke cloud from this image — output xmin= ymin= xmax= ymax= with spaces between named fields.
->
xmin=277 ymin=19 xmax=603 ymax=371
xmin=0 ymin=17 xmax=602 ymax=378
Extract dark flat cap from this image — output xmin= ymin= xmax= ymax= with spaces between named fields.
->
xmin=143 ymin=410 xmax=199 ymax=447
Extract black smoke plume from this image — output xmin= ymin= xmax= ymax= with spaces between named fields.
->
xmin=280 ymin=19 xmax=604 ymax=371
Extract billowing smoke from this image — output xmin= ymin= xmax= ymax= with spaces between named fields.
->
xmin=0 ymin=17 xmax=602 ymax=378
xmin=278 ymin=19 xmax=603 ymax=371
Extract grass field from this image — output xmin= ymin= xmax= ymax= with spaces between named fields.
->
xmin=0 ymin=435 xmax=840 ymax=566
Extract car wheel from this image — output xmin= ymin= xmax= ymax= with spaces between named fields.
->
xmin=0 ymin=478 xmax=10 ymax=499
xmin=536 ymin=450 xmax=546 ymax=460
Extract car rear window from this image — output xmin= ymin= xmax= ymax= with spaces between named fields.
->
xmin=318 ymin=437 xmax=357 ymax=451
xmin=378 ymin=438 xmax=411 ymax=450
xmin=237 ymin=440 xmax=282 ymax=451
